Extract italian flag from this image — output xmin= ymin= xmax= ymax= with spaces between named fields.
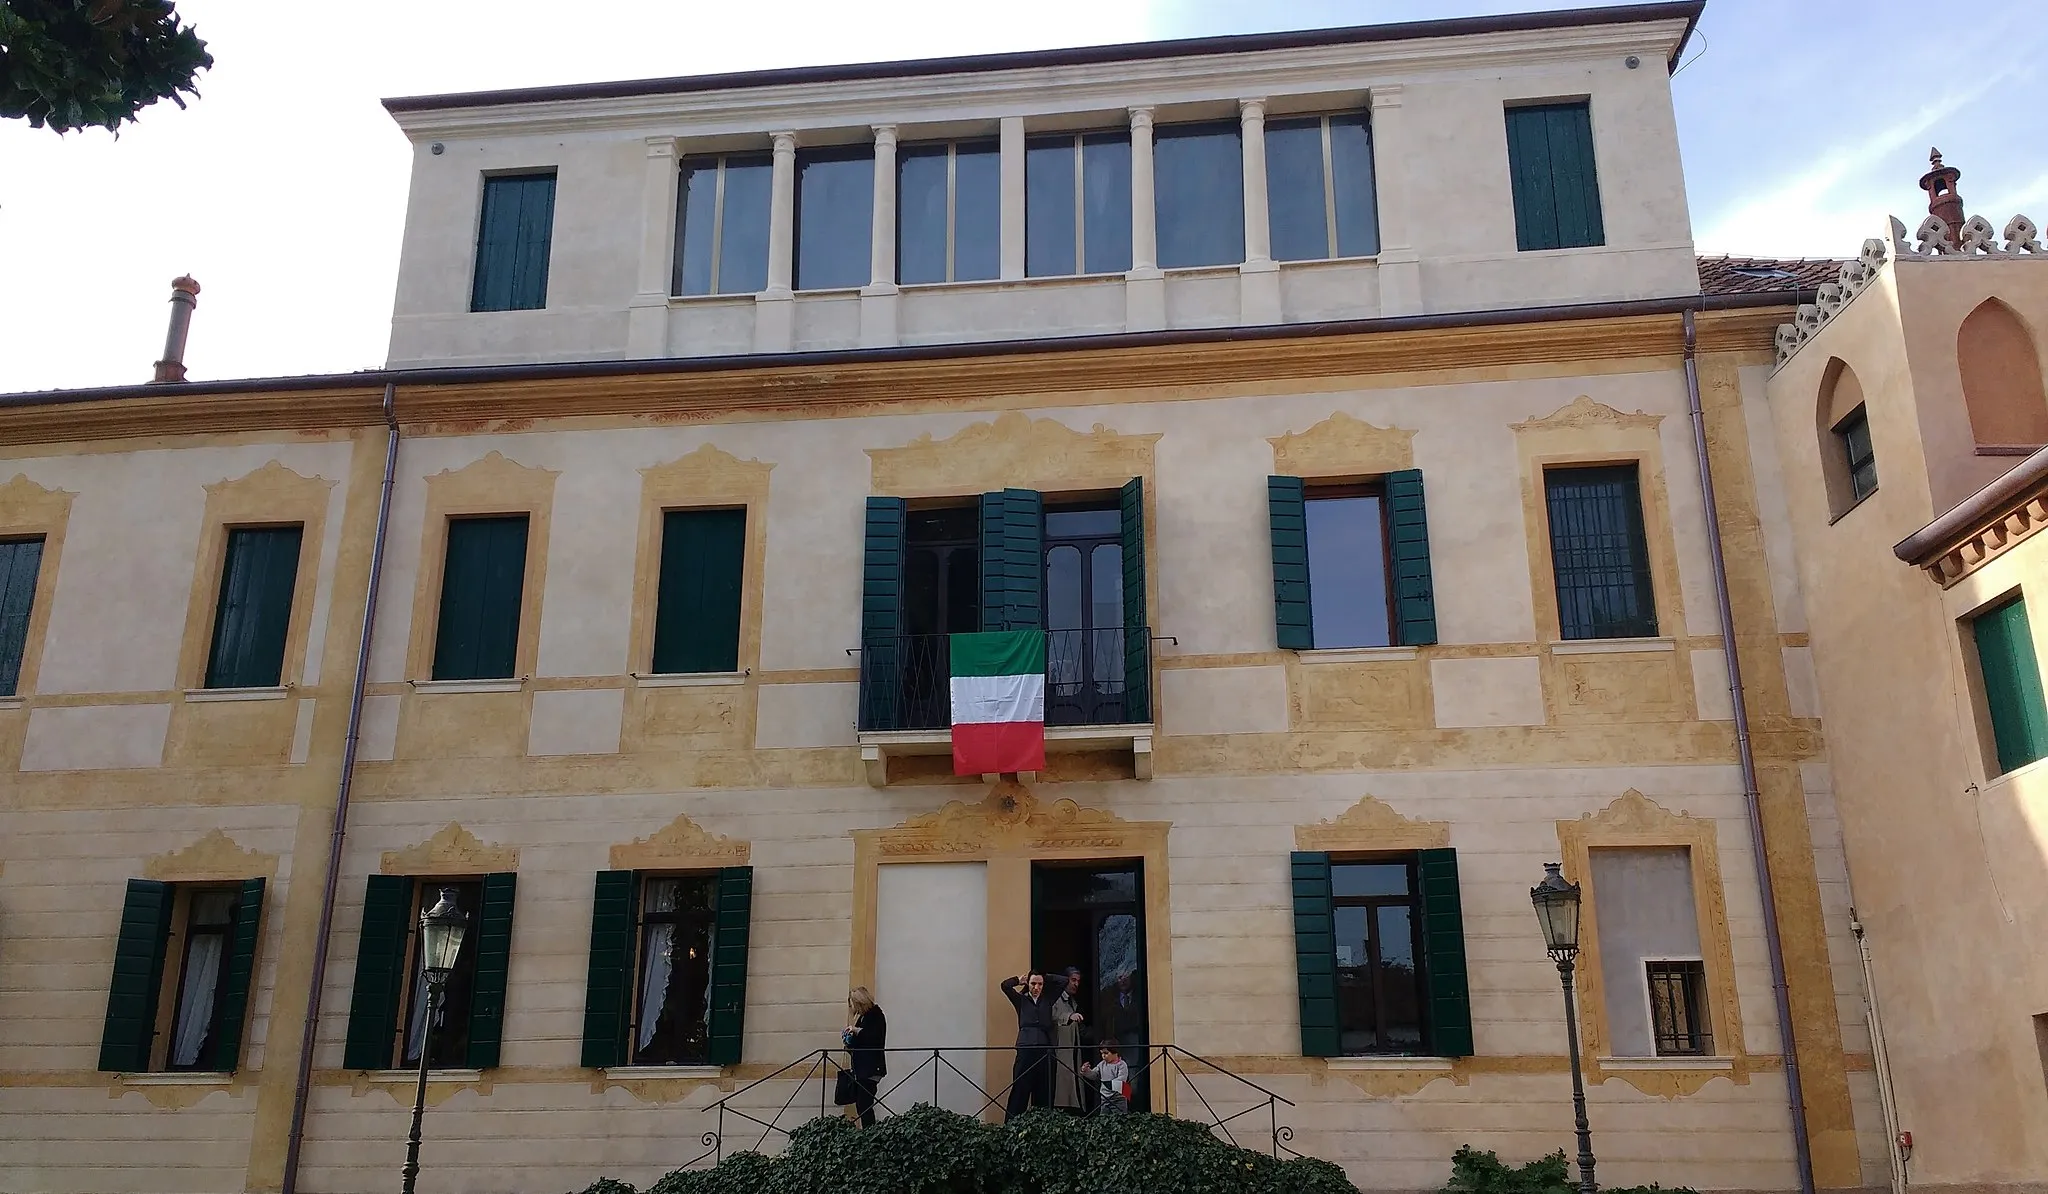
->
xmin=950 ymin=630 xmax=1046 ymax=775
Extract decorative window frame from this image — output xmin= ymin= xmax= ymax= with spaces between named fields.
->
xmin=625 ymin=444 xmax=773 ymax=678
xmin=174 ymin=462 xmax=335 ymax=692
xmin=403 ymin=452 xmax=559 ymax=683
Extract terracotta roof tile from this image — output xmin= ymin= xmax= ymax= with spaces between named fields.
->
xmin=1697 ymin=255 xmax=1844 ymax=297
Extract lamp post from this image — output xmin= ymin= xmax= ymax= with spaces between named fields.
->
xmin=1531 ymin=862 xmax=1597 ymax=1194
xmin=400 ymin=888 xmax=468 ymax=1194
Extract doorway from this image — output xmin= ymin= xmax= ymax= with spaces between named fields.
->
xmin=1030 ymin=860 xmax=1149 ymax=1111
xmin=1043 ymin=505 xmax=1126 ymax=726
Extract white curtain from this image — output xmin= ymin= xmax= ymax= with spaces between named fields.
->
xmin=169 ymin=934 xmax=224 ymax=1067
xmin=637 ymin=922 xmax=676 ymax=1051
xmin=403 ymin=968 xmax=430 ymax=1064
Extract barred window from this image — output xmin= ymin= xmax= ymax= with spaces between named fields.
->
xmin=1645 ymin=959 xmax=1712 ymax=1056
xmin=1544 ymin=465 xmax=1657 ymax=640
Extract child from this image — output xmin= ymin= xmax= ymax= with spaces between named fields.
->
xmin=1079 ymin=1039 xmax=1130 ymax=1116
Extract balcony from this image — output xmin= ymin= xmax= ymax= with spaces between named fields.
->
xmin=856 ymin=628 xmax=1153 ymax=787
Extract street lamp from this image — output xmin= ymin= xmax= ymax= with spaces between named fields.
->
xmin=401 ymin=888 xmax=469 ymax=1194
xmin=1531 ymin=862 xmax=1597 ymax=1194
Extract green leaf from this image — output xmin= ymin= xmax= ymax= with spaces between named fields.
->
xmin=1 ymin=0 xmax=213 ymax=133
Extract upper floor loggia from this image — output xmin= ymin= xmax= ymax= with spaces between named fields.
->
xmin=381 ymin=2 xmax=1704 ymax=369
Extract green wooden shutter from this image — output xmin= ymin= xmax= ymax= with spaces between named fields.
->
xmin=1417 ymin=848 xmax=1474 ymax=1057
xmin=1289 ymin=853 xmax=1338 ymax=1058
xmin=1118 ymin=477 xmax=1150 ymax=723
xmin=472 ymin=173 xmax=556 ymax=312
xmin=343 ymin=875 xmax=414 ymax=1070
xmin=1506 ymin=103 xmax=1602 ymax=251
xmin=1975 ymin=597 xmax=2048 ymax=773
xmin=464 ymin=871 xmax=517 ymax=1069
xmin=205 ymin=526 xmax=304 ymax=689
xmin=706 ymin=866 xmax=753 ymax=1066
xmin=1386 ymin=469 xmax=1438 ymax=647
xmin=432 ymin=515 xmax=529 ymax=681
xmin=651 ymin=508 xmax=747 ymax=674
xmin=205 ymin=877 xmax=267 ymax=1073
xmin=979 ymin=489 xmax=1045 ymax=632
xmin=580 ymin=870 xmax=638 ymax=1068
xmin=98 ymin=879 xmax=175 ymax=1072
xmin=1268 ymin=476 xmax=1313 ymax=650
xmin=0 ymin=537 xmax=45 ymax=697
xmin=859 ymin=497 xmax=907 ymax=731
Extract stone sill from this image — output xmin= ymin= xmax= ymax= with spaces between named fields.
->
xmin=602 ymin=1065 xmax=723 ymax=1079
xmin=409 ymin=678 xmax=524 ymax=695
xmin=1298 ymin=646 xmax=1418 ymax=664
xmin=858 ymin=723 xmax=1155 ymax=787
xmin=184 ymin=685 xmax=290 ymax=703
xmin=0 ymin=696 xmax=22 ymax=711
xmin=362 ymin=1068 xmax=485 ymax=1083
xmin=1549 ymin=637 xmax=1675 ymax=656
xmin=119 ymin=1071 xmax=234 ymax=1085
xmin=1323 ymin=1056 xmax=1453 ymax=1072
xmin=1596 ymin=1056 xmax=1734 ymax=1071
xmin=634 ymin=671 xmax=748 ymax=688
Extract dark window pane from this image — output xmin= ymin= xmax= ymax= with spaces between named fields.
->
xmin=905 ymin=548 xmax=942 ymax=637
xmin=1328 ymin=114 xmax=1380 ymax=257
xmin=1545 ymin=466 xmax=1657 ymax=640
xmin=795 ymin=148 xmax=874 ymax=290
xmin=1047 ymin=544 xmax=1082 ymax=632
xmin=1333 ymin=904 xmax=1376 ymax=1054
xmin=0 ymin=537 xmax=43 ymax=697
xmin=1332 ymin=863 xmax=1408 ymax=898
xmin=1837 ymin=408 xmax=1878 ymax=502
xmin=1045 ymin=508 xmax=1120 ymax=537
xmin=954 ymin=142 xmax=1001 ymax=282
xmin=651 ymin=508 xmax=746 ymax=674
xmin=717 ymin=156 xmax=772 ymax=294
xmin=945 ymin=548 xmax=980 ymax=634
xmin=675 ymin=158 xmax=719 ymax=296
xmin=1266 ymin=117 xmax=1329 ymax=262
xmin=1506 ymin=102 xmax=1603 ymax=251
xmin=472 ymin=173 xmax=555 ymax=312
xmin=634 ymin=876 xmax=719 ymax=1066
xmin=1154 ymin=122 xmax=1244 ymax=268
xmin=1082 ymin=133 xmax=1132 ymax=274
xmin=898 ymin=144 xmax=949 ymax=285
xmin=1305 ymin=495 xmax=1391 ymax=649
xmin=1026 ymin=136 xmax=1078 ymax=277
xmin=1375 ymin=905 xmax=1423 ymax=1050
xmin=1646 ymin=960 xmax=1711 ymax=1056
xmin=167 ymin=890 xmax=238 ymax=1071
xmin=433 ymin=516 xmax=529 ymax=680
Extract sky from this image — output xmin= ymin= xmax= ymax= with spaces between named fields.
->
xmin=1 ymin=0 xmax=2044 ymax=394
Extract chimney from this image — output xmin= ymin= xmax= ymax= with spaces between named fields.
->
xmin=1918 ymin=148 xmax=1966 ymax=236
xmin=150 ymin=275 xmax=201 ymax=384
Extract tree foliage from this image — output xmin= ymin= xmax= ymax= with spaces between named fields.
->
xmin=0 ymin=0 xmax=212 ymax=133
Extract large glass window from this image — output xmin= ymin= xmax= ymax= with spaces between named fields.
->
xmin=1153 ymin=121 xmax=1244 ymax=269
xmin=1331 ymin=860 xmax=1426 ymax=1055
xmin=1266 ymin=113 xmax=1379 ymax=261
xmin=794 ymin=146 xmax=875 ymax=291
xmin=898 ymin=141 xmax=1000 ymax=284
xmin=674 ymin=154 xmax=772 ymax=296
xmin=1026 ymin=132 xmax=1132 ymax=277
xmin=633 ymin=875 xmax=719 ymax=1066
xmin=1544 ymin=465 xmax=1657 ymax=640
xmin=1304 ymin=487 xmax=1392 ymax=649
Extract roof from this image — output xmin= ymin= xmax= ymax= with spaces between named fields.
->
xmin=1697 ymin=256 xmax=1846 ymax=297
xmin=1895 ymin=443 xmax=2048 ymax=568
xmin=382 ymin=1 xmax=1704 ymax=114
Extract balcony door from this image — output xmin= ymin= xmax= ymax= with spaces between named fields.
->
xmin=1043 ymin=506 xmax=1124 ymax=727
xmin=901 ymin=506 xmax=980 ymax=728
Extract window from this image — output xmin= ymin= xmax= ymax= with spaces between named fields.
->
xmin=1834 ymin=406 xmax=1877 ymax=504
xmin=432 ymin=515 xmax=530 ymax=681
xmin=1290 ymin=849 xmax=1472 ymax=1058
xmin=204 ymin=525 xmax=303 ymax=689
xmin=1268 ymin=472 xmax=1436 ymax=651
xmin=1544 ymin=465 xmax=1657 ymax=640
xmin=1266 ymin=113 xmax=1379 ymax=261
xmin=1587 ymin=847 xmax=1711 ymax=1058
xmin=96 ymin=878 xmax=265 ymax=1074
xmin=0 ymin=535 xmax=45 ymax=697
xmin=1332 ymin=860 xmax=1427 ymax=1054
xmin=650 ymin=508 xmax=746 ymax=674
xmin=794 ymin=146 xmax=874 ymax=291
xmin=1304 ymin=487 xmax=1393 ymax=649
xmin=899 ymin=141 xmax=1000 ymax=284
xmin=674 ymin=154 xmax=772 ymax=296
xmin=1026 ymin=131 xmax=1132 ymax=276
xmin=342 ymin=873 xmax=517 ymax=1071
xmin=1645 ymin=960 xmax=1711 ymax=1056
xmin=631 ymin=875 xmax=720 ymax=1065
xmin=471 ymin=172 xmax=556 ymax=312
xmin=1505 ymin=101 xmax=1604 ymax=251
xmin=1972 ymin=595 xmax=2048 ymax=774
xmin=1153 ymin=121 xmax=1244 ymax=268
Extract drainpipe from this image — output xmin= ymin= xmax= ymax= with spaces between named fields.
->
xmin=280 ymin=383 xmax=401 ymax=1194
xmin=1850 ymin=906 xmax=1908 ymax=1194
xmin=1681 ymin=310 xmax=1817 ymax=1194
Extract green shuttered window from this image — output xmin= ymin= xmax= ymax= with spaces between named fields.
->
xmin=652 ymin=508 xmax=746 ymax=674
xmin=98 ymin=879 xmax=175 ymax=1072
xmin=343 ymin=874 xmax=518 ymax=1070
xmin=1974 ymin=595 xmax=2048 ymax=774
xmin=1290 ymin=852 xmax=1340 ymax=1057
xmin=98 ymin=879 xmax=267 ymax=1074
xmin=582 ymin=870 xmax=746 ymax=1069
xmin=207 ymin=878 xmax=267 ymax=1072
xmin=979 ymin=489 xmax=1044 ymax=632
xmin=205 ymin=526 xmax=303 ymax=689
xmin=1119 ymin=477 xmax=1150 ymax=723
xmin=1505 ymin=102 xmax=1604 ymax=252
xmin=1289 ymin=851 xmax=1473 ymax=1058
xmin=1417 ymin=848 xmax=1474 ymax=1057
xmin=433 ymin=516 xmax=529 ymax=681
xmin=343 ymin=875 xmax=415 ymax=1070
xmin=707 ymin=866 xmax=754 ymax=1066
xmin=1268 ymin=478 xmax=1313 ymax=650
xmin=1268 ymin=471 xmax=1436 ymax=650
xmin=465 ymin=873 xmax=517 ymax=1069
xmin=0 ymin=536 xmax=45 ymax=697
xmin=858 ymin=497 xmax=907 ymax=731
xmin=471 ymin=172 xmax=556 ymax=312
xmin=580 ymin=870 xmax=638 ymax=1068
xmin=1386 ymin=471 xmax=1437 ymax=647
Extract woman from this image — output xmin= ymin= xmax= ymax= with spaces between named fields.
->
xmin=843 ymin=987 xmax=887 ymax=1127
xmin=1051 ymin=967 xmax=1086 ymax=1114
xmin=999 ymin=971 xmax=1058 ymax=1119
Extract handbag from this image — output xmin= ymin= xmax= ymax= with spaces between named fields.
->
xmin=833 ymin=1068 xmax=860 ymax=1106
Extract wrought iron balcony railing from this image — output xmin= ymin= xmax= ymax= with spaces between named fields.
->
xmin=858 ymin=627 xmax=1150 ymax=733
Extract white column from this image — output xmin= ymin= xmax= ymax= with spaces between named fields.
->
xmin=756 ymin=130 xmax=798 ymax=352
xmin=861 ymin=125 xmax=901 ymax=347
xmin=1369 ymin=86 xmax=1422 ymax=316
xmin=1125 ymin=106 xmax=1164 ymax=331
xmin=999 ymin=116 xmax=1026 ymax=280
xmin=1237 ymin=97 xmax=1280 ymax=324
xmin=626 ymin=135 xmax=679 ymax=358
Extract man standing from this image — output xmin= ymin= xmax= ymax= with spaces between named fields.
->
xmin=1051 ymin=968 xmax=1086 ymax=1114
xmin=999 ymin=972 xmax=1058 ymax=1119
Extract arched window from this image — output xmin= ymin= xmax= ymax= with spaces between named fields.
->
xmin=1818 ymin=357 xmax=1876 ymax=517
xmin=1958 ymin=298 xmax=2048 ymax=450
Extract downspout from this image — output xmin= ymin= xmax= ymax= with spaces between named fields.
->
xmin=280 ymin=383 xmax=401 ymax=1194
xmin=1849 ymin=905 xmax=1908 ymax=1194
xmin=1681 ymin=310 xmax=1817 ymax=1194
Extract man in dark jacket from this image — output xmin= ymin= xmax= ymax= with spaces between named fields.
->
xmin=1000 ymin=972 xmax=1058 ymax=1118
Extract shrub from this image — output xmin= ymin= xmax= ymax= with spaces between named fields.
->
xmin=1438 ymin=1147 xmax=1698 ymax=1194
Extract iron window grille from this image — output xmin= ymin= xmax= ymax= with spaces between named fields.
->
xmin=1645 ymin=959 xmax=1712 ymax=1056
xmin=1544 ymin=465 xmax=1658 ymax=640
